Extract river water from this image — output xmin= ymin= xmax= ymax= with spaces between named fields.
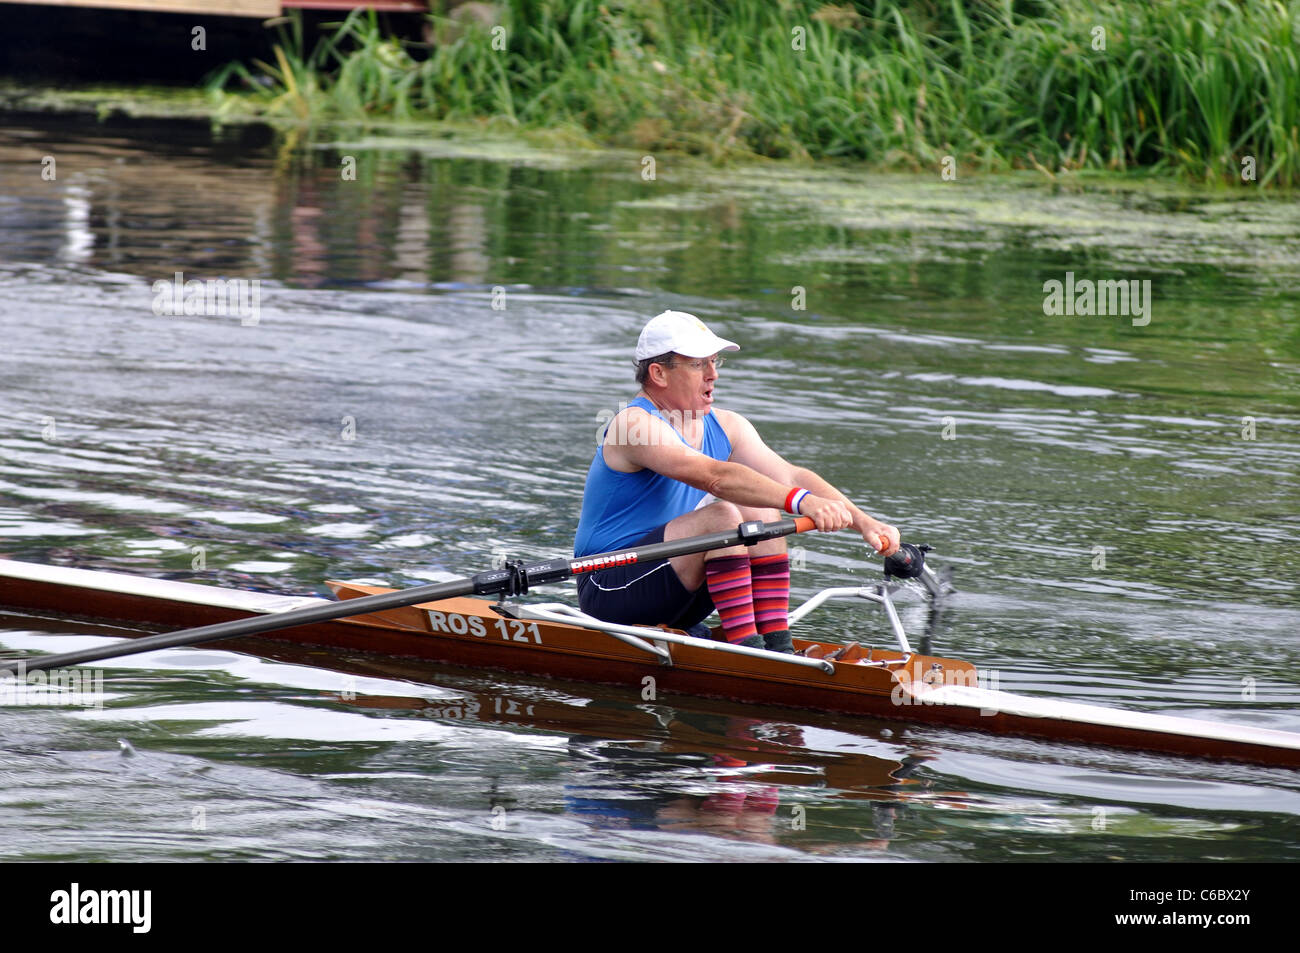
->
xmin=1 ymin=113 xmax=1298 ymax=862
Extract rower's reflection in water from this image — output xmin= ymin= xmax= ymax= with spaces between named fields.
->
xmin=654 ymin=786 xmax=781 ymax=843
xmin=288 ymin=648 xmax=947 ymax=851
xmin=563 ymin=711 xmax=921 ymax=850
xmin=653 ymin=719 xmax=785 ymax=844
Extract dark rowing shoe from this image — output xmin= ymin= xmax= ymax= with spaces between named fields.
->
xmin=0 ymin=520 xmax=1297 ymax=767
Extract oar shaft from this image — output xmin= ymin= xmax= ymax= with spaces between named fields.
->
xmin=0 ymin=576 xmax=479 ymax=675
xmin=574 ymin=516 xmax=813 ymax=572
xmin=473 ymin=516 xmax=815 ymax=592
xmin=1 ymin=517 xmax=814 ymax=675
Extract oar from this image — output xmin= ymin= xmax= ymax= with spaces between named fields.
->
xmin=0 ymin=516 xmax=815 ymax=676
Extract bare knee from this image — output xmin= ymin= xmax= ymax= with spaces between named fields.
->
xmin=736 ymin=506 xmax=785 ymax=556
xmin=701 ymin=500 xmax=744 ymax=529
xmin=665 ymin=502 xmax=748 ymax=586
xmin=737 ymin=505 xmax=780 ymax=524
xmin=666 ymin=501 xmax=742 ymax=539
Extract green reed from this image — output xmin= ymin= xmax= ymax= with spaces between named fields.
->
xmin=205 ymin=0 xmax=1300 ymax=185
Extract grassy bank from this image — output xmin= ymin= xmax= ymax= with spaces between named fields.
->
xmin=206 ymin=0 xmax=1300 ymax=186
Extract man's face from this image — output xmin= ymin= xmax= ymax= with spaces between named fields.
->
xmin=658 ymin=353 xmax=720 ymax=415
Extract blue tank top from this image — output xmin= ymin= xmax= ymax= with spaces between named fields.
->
xmin=574 ymin=397 xmax=732 ymax=556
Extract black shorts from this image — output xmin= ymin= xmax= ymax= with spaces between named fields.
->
xmin=576 ymin=525 xmax=715 ymax=631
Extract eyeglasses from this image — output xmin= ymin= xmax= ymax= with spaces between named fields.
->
xmin=663 ymin=356 xmax=725 ymax=371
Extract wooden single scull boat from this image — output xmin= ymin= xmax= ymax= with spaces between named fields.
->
xmin=1 ymin=527 xmax=1298 ymax=768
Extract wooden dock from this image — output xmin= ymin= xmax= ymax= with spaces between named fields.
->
xmin=3 ymin=0 xmax=429 ymax=16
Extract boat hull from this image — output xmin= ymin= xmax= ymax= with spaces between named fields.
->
xmin=1 ymin=559 xmax=1298 ymax=767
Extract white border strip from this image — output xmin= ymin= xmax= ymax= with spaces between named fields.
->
xmin=0 ymin=558 xmax=327 ymax=616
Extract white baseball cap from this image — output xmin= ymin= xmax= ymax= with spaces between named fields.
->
xmin=635 ymin=311 xmax=740 ymax=361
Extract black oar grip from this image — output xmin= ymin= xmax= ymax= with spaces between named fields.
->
xmin=884 ymin=542 xmax=930 ymax=580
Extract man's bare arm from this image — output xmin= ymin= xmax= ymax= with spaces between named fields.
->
xmin=718 ymin=409 xmax=900 ymax=555
xmin=604 ymin=408 xmax=851 ymax=533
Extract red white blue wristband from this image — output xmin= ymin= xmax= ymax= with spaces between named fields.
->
xmin=784 ymin=487 xmax=810 ymax=515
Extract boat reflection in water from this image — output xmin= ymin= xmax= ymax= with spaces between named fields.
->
xmin=252 ymin=640 xmax=968 ymax=850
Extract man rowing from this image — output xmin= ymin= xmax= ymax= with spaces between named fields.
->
xmin=573 ymin=310 xmax=900 ymax=653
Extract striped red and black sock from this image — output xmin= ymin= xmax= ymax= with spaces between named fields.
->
xmin=750 ymin=553 xmax=790 ymax=636
xmin=704 ymin=555 xmax=758 ymax=644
